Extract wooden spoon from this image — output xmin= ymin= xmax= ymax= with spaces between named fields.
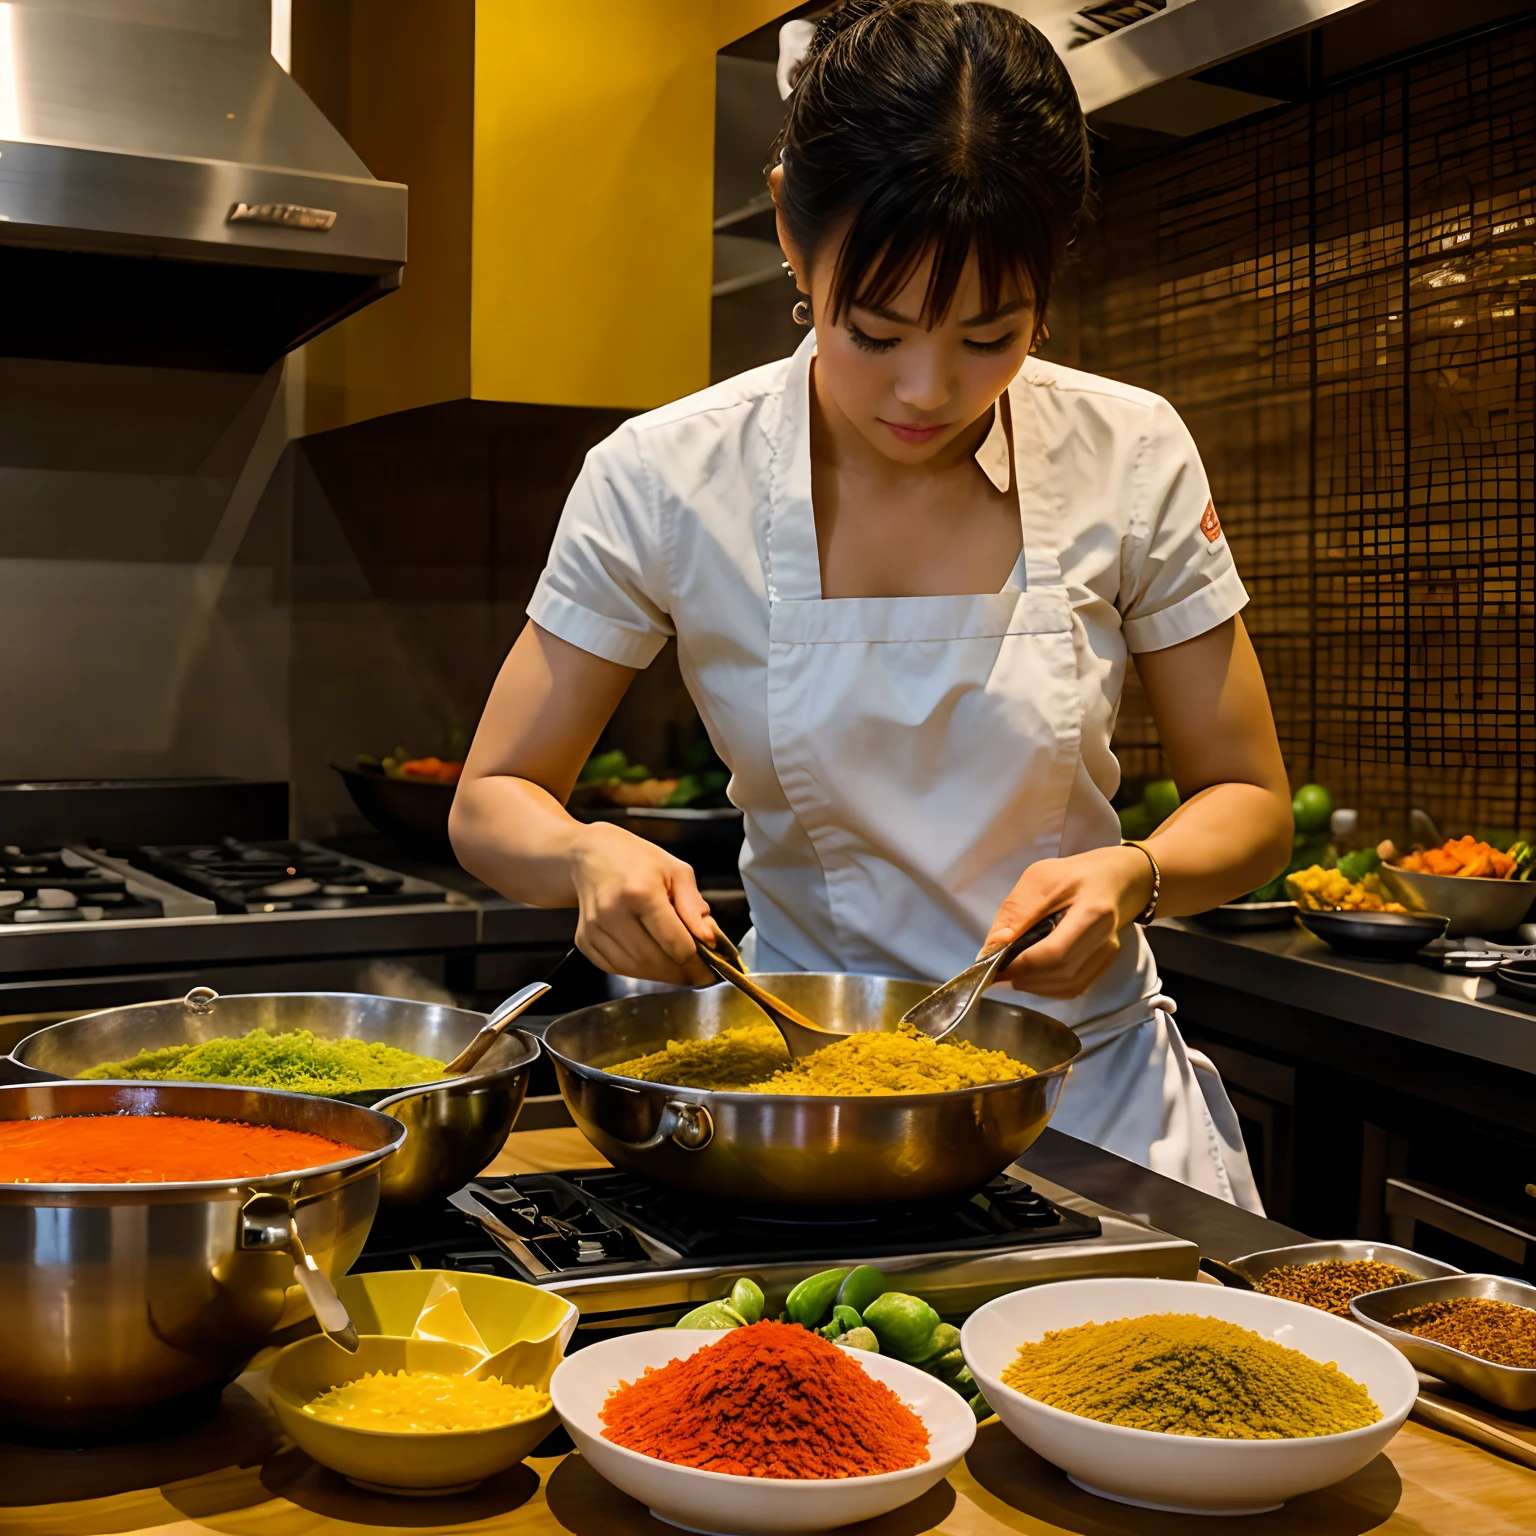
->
xmin=694 ymin=941 xmax=841 ymax=1059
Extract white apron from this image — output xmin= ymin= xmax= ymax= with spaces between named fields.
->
xmin=742 ymin=377 xmax=1263 ymax=1213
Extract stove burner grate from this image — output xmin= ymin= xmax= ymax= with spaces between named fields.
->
xmin=0 ymin=846 xmax=163 ymax=924
xmin=354 ymin=1167 xmax=1101 ymax=1284
xmin=130 ymin=838 xmax=450 ymax=913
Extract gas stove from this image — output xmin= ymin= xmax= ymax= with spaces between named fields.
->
xmin=0 ymin=840 xmax=451 ymax=926
xmin=127 ymin=839 xmax=451 ymax=915
xmin=354 ymin=1168 xmax=1199 ymax=1332
xmin=0 ymin=845 xmax=169 ymax=925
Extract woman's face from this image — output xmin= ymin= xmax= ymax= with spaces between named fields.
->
xmin=774 ymin=180 xmax=1035 ymax=466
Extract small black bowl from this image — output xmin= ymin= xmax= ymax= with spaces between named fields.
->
xmin=1296 ymin=908 xmax=1449 ymax=960
xmin=333 ymin=763 xmax=454 ymax=855
xmin=1192 ymin=900 xmax=1298 ymax=932
xmin=1495 ymin=960 xmax=1536 ymax=1004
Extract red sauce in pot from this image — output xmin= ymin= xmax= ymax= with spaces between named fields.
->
xmin=0 ymin=1115 xmax=356 ymax=1183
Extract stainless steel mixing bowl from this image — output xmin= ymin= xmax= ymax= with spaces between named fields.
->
xmin=0 ymin=1080 xmax=404 ymax=1436
xmin=1379 ymin=864 xmax=1536 ymax=937
xmin=10 ymin=990 xmax=539 ymax=1207
xmin=542 ymin=974 xmax=1081 ymax=1206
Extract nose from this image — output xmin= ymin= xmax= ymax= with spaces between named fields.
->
xmin=891 ymin=345 xmax=952 ymax=415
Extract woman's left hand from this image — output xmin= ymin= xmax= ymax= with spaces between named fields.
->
xmin=980 ymin=845 xmax=1154 ymax=1000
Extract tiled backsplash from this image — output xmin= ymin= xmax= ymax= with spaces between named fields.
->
xmin=1057 ymin=21 xmax=1536 ymax=834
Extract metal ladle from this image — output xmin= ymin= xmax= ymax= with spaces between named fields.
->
xmin=694 ymin=937 xmax=843 ymax=1058
xmin=441 ymin=980 xmax=553 ymax=1076
xmin=899 ymin=913 xmax=1062 ymax=1041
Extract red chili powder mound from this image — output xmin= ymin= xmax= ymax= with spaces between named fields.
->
xmin=0 ymin=1114 xmax=356 ymax=1183
xmin=600 ymin=1320 xmax=930 ymax=1479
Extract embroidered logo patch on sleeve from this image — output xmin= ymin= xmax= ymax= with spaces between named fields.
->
xmin=1200 ymin=500 xmax=1222 ymax=543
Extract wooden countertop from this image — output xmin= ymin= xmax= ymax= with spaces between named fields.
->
xmin=6 ymin=1128 xmax=1535 ymax=1536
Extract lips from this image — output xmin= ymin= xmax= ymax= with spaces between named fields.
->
xmin=880 ymin=419 xmax=946 ymax=444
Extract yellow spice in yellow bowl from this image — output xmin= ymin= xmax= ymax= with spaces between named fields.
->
xmin=269 ymin=1335 xmax=558 ymax=1495
xmin=303 ymin=1369 xmax=550 ymax=1433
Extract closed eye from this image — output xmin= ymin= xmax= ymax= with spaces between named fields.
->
xmin=847 ymin=322 xmax=899 ymax=353
xmin=963 ymin=332 xmax=1020 ymax=355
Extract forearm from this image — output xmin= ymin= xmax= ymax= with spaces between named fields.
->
xmin=1137 ymin=781 xmax=1293 ymax=918
xmin=449 ymin=774 xmax=586 ymax=908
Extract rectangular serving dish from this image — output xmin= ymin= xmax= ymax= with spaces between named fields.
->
xmin=1229 ymin=1239 xmax=1463 ymax=1290
xmin=1350 ymin=1274 xmax=1536 ymax=1413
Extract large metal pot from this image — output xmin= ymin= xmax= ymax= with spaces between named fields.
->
xmin=10 ymin=990 xmax=539 ymax=1207
xmin=0 ymin=1080 xmax=404 ymax=1436
xmin=542 ymin=974 xmax=1081 ymax=1206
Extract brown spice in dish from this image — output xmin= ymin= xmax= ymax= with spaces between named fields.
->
xmin=1390 ymin=1297 xmax=1536 ymax=1369
xmin=1256 ymin=1259 xmax=1420 ymax=1317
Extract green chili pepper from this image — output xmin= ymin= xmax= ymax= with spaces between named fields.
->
xmin=863 ymin=1292 xmax=943 ymax=1362
xmin=836 ymin=1264 xmax=888 ymax=1316
xmin=911 ymin=1323 xmax=961 ymax=1363
xmin=675 ymin=1301 xmax=746 ymax=1330
xmin=785 ymin=1268 xmax=850 ymax=1329
xmin=968 ymin=1390 xmax=994 ymax=1422
xmin=835 ymin=1327 xmax=880 ymax=1353
xmin=820 ymin=1304 xmax=864 ymax=1341
xmin=925 ymin=1347 xmax=971 ymax=1386
xmin=728 ymin=1277 xmax=765 ymax=1325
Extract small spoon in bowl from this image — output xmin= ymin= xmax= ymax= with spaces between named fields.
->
xmin=694 ymin=940 xmax=842 ymax=1059
xmin=442 ymin=980 xmax=552 ymax=1076
xmin=899 ymin=913 xmax=1062 ymax=1042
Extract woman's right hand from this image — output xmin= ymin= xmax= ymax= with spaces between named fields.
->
xmin=569 ymin=821 xmax=718 ymax=984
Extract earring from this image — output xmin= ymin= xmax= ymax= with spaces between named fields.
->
xmin=792 ymin=298 xmax=813 ymax=326
xmin=782 ymin=260 xmax=795 ymax=280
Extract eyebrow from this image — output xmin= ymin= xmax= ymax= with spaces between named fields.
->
xmin=852 ymin=298 xmax=1029 ymax=327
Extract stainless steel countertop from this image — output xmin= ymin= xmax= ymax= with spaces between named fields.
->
xmin=1148 ymin=919 xmax=1536 ymax=1076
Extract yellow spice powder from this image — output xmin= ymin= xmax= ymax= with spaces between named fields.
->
xmin=302 ymin=1370 xmax=550 ymax=1433
xmin=1001 ymin=1313 xmax=1380 ymax=1439
xmin=607 ymin=1021 xmax=1032 ymax=1095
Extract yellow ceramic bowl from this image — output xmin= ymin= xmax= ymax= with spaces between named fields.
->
xmin=334 ymin=1268 xmax=577 ymax=1360
xmin=269 ymin=1334 xmax=558 ymax=1495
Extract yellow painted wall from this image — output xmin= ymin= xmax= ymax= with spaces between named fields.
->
xmin=469 ymin=0 xmax=788 ymax=410
xmin=298 ymin=0 xmax=789 ymax=427
xmin=295 ymin=0 xmax=476 ymax=435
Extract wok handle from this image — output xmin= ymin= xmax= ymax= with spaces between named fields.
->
xmin=612 ymin=1098 xmax=714 ymax=1152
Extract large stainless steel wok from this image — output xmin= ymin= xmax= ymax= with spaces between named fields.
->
xmin=542 ymin=974 xmax=1081 ymax=1206
xmin=10 ymin=990 xmax=539 ymax=1207
xmin=0 ymin=1080 xmax=404 ymax=1436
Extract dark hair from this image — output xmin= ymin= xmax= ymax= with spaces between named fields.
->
xmin=772 ymin=0 xmax=1089 ymax=336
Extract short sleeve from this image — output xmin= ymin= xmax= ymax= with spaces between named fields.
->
xmin=526 ymin=426 xmax=674 ymax=668
xmin=1118 ymin=398 xmax=1249 ymax=653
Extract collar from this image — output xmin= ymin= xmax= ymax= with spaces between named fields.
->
xmin=974 ymin=395 xmax=1013 ymax=494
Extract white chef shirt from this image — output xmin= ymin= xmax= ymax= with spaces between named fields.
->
xmin=528 ymin=337 xmax=1248 ymax=1028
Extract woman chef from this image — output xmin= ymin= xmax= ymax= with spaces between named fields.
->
xmin=452 ymin=0 xmax=1293 ymax=1209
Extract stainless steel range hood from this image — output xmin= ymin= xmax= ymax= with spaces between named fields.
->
xmin=0 ymin=1 xmax=407 ymax=372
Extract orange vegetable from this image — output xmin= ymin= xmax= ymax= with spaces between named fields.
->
xmin=399 ymin=757 xmax=463 ymax=786
xmin=1397 ymin=836 xmax=1515 ymax=880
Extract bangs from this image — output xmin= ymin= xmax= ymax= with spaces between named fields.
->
xmin=826 ymin=176 xmax=1052 ymax=328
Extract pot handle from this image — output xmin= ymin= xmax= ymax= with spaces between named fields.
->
xmin=616 ymin=1098 xmax=713 ymax=1152
xmin=240 ymin=1186 xmax=360 ymax=1351
xmin=184 ymin=986 xmax=219 ymax=1014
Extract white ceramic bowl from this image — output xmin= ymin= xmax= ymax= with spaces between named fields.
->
xmin=550 ymin=1329 xmax=975 ymax=1535
xmin=961 ymin=1278 xmax=1417 ymax=1517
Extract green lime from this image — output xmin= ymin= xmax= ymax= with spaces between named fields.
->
xmin=1292 ymin=783 xmax=1333 ymax=834
xmin=1142 ymin=778 xmax=1181 ymax=826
